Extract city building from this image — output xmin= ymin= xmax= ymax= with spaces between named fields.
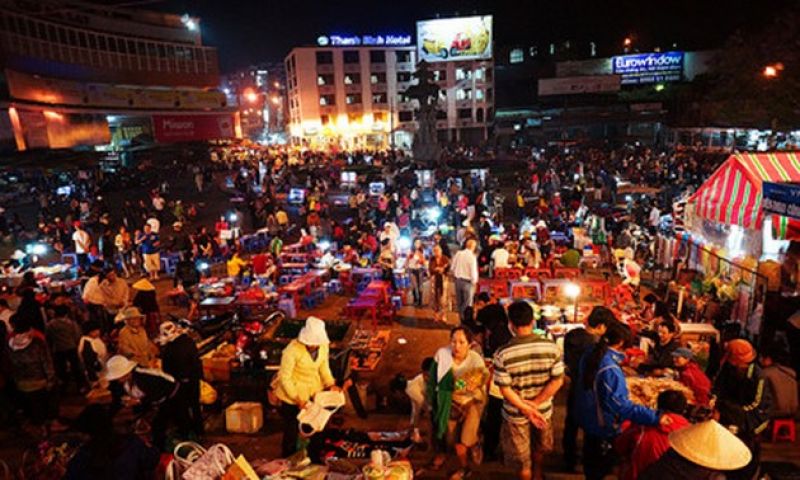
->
xmin=222 ymin=62 xmax=287 ymax=141
xmin=0 ymin=0 xmax=239 ymax=153
xmin=285 ymin=16 xmax=495 ymax=149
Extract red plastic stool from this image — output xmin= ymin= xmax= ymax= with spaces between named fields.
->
xmin=771 ymin=418 xmax=796 ymax=443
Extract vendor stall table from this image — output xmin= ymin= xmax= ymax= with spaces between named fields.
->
xmin=344 ymin=298 xmax=381 ymax=328
xmin=199 ymin=296 xmax=236 ymax=316
xmin=679 ymin=322 xmax=720 ymax=342
xmin=510 ymin=280 xmax=542 ymax=301
xmin=361 ymin=280 xmax=391 ymax=304
xmin=553 ymin=267 xmax=581 ymax=279
xmin=478 ymin=279 xmax=508 ymax=298
xmin=540 ymin=278 xmax=574 ymax=299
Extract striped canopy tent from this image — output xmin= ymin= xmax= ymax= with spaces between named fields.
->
xmin=689 ymin=152 xmax=800 ymax=239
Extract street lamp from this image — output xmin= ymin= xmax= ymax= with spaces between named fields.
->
xmin=564 ymin=282 xmax=581 ymax=323
xmin=763 ymin=65 xmax=778 ymax=78
xmin=271 ymin=96 xmax=280 ymax=105
xmin=244 ymin=88 xmax=258 ymax=103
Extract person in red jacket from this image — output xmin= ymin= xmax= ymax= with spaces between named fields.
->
xmin=671 ymin=347 xmax=712 ymax=405
xmin=615 ymin=390 xmax=691 ymax=480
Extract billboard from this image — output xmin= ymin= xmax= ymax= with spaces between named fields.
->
xmin=417 ymin=15 xmax=492 ymax=63
xmin=538 ymin=75 xmax=621 ymax=96
xmin=152 ymin=114 xmax=236 ymax=143
xmin=612 ymin=51 xmax=684 ymax=85
xmin=763 ymin=182 xmax=800 ymax=220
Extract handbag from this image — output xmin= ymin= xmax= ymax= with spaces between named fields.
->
xmin=182 ymin=444 xmax=235 ymax=480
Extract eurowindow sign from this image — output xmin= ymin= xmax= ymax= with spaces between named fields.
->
xmin=612 ymin=51 xmax=684 ymax=85
xmin=317 ymin=34 xmax=412 ymax=47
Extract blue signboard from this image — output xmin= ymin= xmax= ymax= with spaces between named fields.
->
xmin=763 ymin=181 xmax=800 ymax=220
xmin=612 ymin=51 xmax=684 ymax=85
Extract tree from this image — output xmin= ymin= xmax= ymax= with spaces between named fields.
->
xmin=700 ymin=6 xmax=800 ymax=130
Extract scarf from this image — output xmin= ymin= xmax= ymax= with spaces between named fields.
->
xmin=427 ymin=347 xmax=455 ymax=440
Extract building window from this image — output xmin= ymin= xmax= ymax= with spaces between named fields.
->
xmin=475 ymin=68 xmax=486 ymax=80
xmin=486 ymin=68 xmax=493 ymax=81
xmin=321 ymin=115 xmax=331 ymax=125
xmin=456 ymin=89 xmax=472 ymax=101
xmin=458 ymin=108 xmax=472 ymax=119
xmin=397 ymin=93 xmax=410 ymax=104
xmin=530 ymin=46 xmax=538 ymax=57
xmin=397 ymin=72 xmax=412 ymax=83
xmin=476 ymin=109 xmax=484 ymax=122
xmin=398 ymin=111 xmax=414 ymax=122
xmin=319 ymin=94 xmax=335 ymax=106
xmin=369 ymin=50 xmax=385 ymax=63
xmin=438 ymin=90 xmax=447 ymax=102
xmin=370 ymin=72 xmax=386 ymax=84
xmin=344 ymin=73 xmax=361 ymax=85
xmin=347 ymin=113 xmax=360 ymax=124
xmin=343 ymin=50 xmax=360 ymax=64
xmin=509 ymin=48 xmax=524 ymax=64
xmin=455 ymin=68 xmax=471 ymax=81
xmin=345 ymin=94 xmax=362 ymax=105
xmin=372 ymin=93 xmax=387 ymax=104
xmin=373 ymin=112 xmax=386 ymax=122
xmin=436 ymin=110 xmax=447 ymax=120
xmin=317 ymin=74 xmax=333 ymax=85
xmin=395 ymin=51 xmax=411 ymax=63
xmin=475 ymin=89 xmax=485 ymax=101
xmin=316 ymin=51 xmax=333 ymax=64
xmin=434 ymin=70 xmax=447 ymax=81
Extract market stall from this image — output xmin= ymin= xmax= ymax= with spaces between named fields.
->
xmin=671 ymin=153 xmax=800 ymax=331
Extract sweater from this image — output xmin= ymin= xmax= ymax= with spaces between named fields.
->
xmin=677 ymin=361 xmax=712 ymax=406
xmin=8 ymin=332 xmax=54 ymax=391
xmin=117 ymin=326 xmax=158 ymax=367
xmin=761 ymin=364 xmax=798 ymax=418
xmin=46 ymin=316 xmax=81 ymax=353
xmin=274 ymin=340 xmax=335 ymax=405
xmin=614 ymin=413 xmax=690 ymax=480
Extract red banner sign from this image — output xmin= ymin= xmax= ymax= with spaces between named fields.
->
xmin=152 ymin=114 xmax=236 ymax=143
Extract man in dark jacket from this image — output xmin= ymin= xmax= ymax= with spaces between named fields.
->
xmin=714 ymin=339 xmax=771 ymax=480
xmin=45 ymin=304 xmax=86 ymax=392
xmin=158 ymin=322 xmax=204 ymax=439
xmin=168 ymin=222 xmax=193 ymax=261
xmin=640 ymin=318 xmax=681 ymax=373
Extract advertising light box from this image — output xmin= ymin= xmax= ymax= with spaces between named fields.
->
xmin=417 ymin=15 xmax=493 ymax=63
xmin=612 ymin=51 xmax=684 ymax=85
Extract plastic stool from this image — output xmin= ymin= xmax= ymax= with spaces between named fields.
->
xmin=391 ymin=295 xmax=403 ymax=310
xmin=327 ymin=279 xmax=342 ymax=294
xmin=279 ymin=275 xmax=292 ymax=285
xmin=302 ymin=296 xmax=318 ymax=310
xmin=278 ymin=298 xmax=296 ymax=318
xmin=771 ymin=418 xmax=796 ymax=443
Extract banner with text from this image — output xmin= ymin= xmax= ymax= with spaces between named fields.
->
xmin=152 ymin=114 xmax=236 ymax=143
xmin=538 ymin=75 xmax=621 ymax=96
xmin=763 ymin=181 xmax=800 ymax=220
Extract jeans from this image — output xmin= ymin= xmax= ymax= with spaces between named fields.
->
xmin=583 ymin=433 xmax=617 ymax=480
xmin=454 ymin=278 xmax=474 ymax=324
xmin=410 ymin=269 xmax=424 ymax=305
xmin=279 ymin=402 xmax=301 ymax=457
xmin=53 ymin=349 xmax=86 ymax=391
xmin=562 ymin=386 xmax=579 ymax=468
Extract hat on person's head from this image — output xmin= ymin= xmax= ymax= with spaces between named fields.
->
xmin=157 ymin=321 xmax=187 ymax=345
xmin=132 ymin=278 xmax=155 ymax=291
xmin=11 ymin=250 xmax=26 ymax=260
xmin=104 ymin=355 xmax=137 ymax=381
xmin=114 ymin=306 xmax=144 ymax=325
xmin=726 ymin=339 xmax=755 ymax=367
xmin=668 ymin=420 xmax=752 ymax=470
xmin=671 ymin=347 xmax=694 ymax=360
xmin=73 ymin=220 xmax=81 ymax=228
xmin=297 ymin=316 xmax=329 ymax=346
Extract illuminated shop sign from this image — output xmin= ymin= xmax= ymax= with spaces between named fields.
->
xmin=317 ymin=34 xmax=412 ymax=47
xmin=612 ymin=51 xmax=684 ymax=85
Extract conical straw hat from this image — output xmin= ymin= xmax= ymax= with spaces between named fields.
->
xmin=668 ymin=420 xmax=752 ymax=470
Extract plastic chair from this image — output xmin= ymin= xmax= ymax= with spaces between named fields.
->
xmin=505 ymin=269 xmax=522 ymax=281
xmin=494 ymin=268 xmax=510 ymax=280
xmin=771 ymin=418 xmax=796 ymax=443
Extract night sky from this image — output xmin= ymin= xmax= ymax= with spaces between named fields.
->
xmin=156 ymin=0 xmax=790 ymax=73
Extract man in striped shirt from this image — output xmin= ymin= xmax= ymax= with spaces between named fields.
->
xmin=493 ymin=301 xmax=564 ymax=480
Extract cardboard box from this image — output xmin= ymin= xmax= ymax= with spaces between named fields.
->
xmin=202 ymin=352 xmax=232 ymax=382
xmin=225 ymin=402 xmax=263 ymax=434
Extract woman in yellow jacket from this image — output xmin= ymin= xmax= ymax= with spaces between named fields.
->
xmin=274 ymin=316 xmax=338 ymax=456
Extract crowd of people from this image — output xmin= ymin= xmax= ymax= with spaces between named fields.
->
xmin=0 ymin=142 xmax=796 ymax=479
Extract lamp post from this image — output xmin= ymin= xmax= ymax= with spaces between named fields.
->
xmin=564 ymin=282 xmax=581 ymax=323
